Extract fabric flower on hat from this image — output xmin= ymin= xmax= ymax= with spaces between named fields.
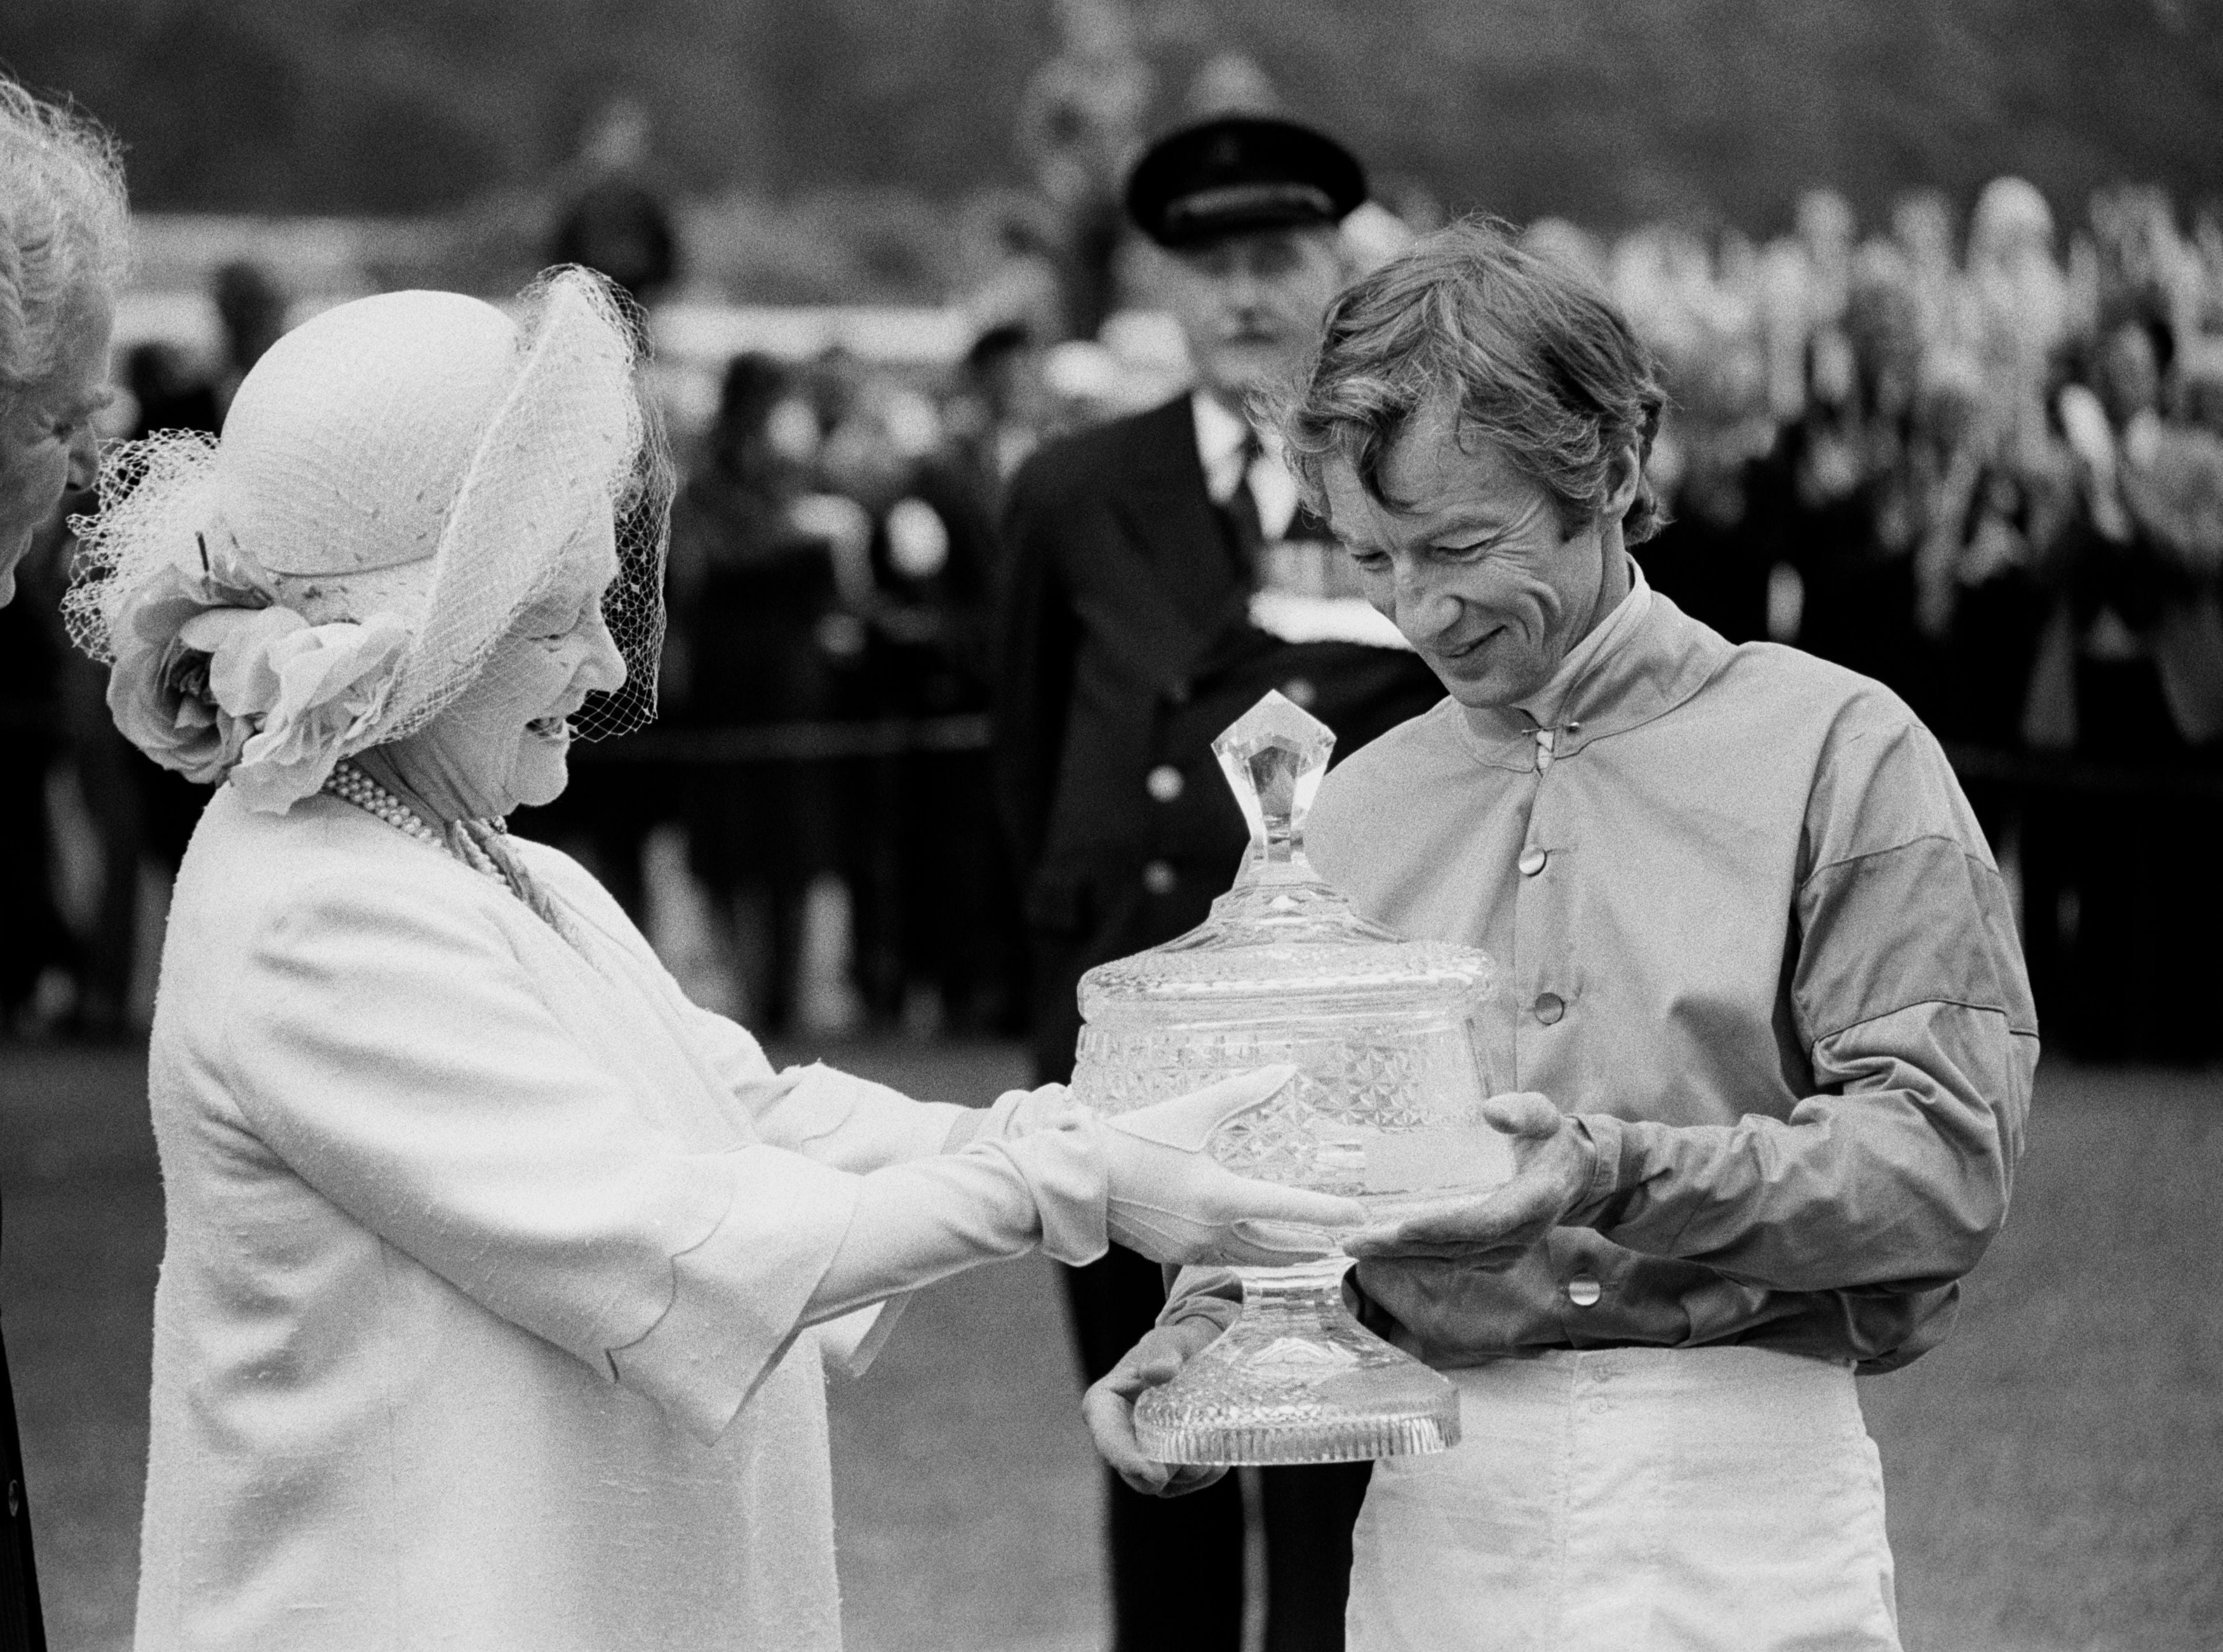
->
xmin=104 ymin=548 xmax=272 ymax=784
xmin=199 ymin=607 xmax=412 ymax=814
xmin=103 ymin=534 xmax=412 ymax=812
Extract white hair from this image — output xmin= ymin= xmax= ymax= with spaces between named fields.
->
xmin=0 ymin=77 xmax=130 ymax=395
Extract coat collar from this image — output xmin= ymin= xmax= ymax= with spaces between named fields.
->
xmin=1454 ymin=561 xmax=1733 ymax=772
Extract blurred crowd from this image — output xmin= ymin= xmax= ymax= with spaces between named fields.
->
xmin=4 ymin=174 xmax=2221 ymax=1063
xmin=1548 ymin=178 xmax=2223 ymax=1063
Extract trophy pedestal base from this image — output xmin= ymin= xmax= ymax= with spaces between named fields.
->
xmin=1133 ymin=1260 xmax=1461 ymax=1466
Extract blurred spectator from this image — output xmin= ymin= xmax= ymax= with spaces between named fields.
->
xmin=816 ymin=370 xmax=1016 ymax=1034
xmin=958 ymin=189 xmax=1069 ymax=347
xmin=0 ymin=518 xmax=71 ymax=1030
xmin=1012 ymin=0 xmax=1151 ymax=340
xmin=665 ymin=354 xmax=848 ymax=1033
xmin=210 ymin=258 xmax=288 ymax=414
xmin=123 ymin=338 xmax=217 ymax=440
xmin=942 ymin=323 xmax=1052 ymax=511
xmin=551 ymin=98 xmax=679 ymax=315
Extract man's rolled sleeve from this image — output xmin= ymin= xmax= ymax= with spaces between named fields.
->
xmin=1574 ymin=1000 xmax=2030 ymax=1291
xmin=1566 ymin=714 xmax=2036 ymax=1295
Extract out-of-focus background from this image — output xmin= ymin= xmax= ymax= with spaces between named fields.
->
xmin=3 ymin=2 xmax=2220 ymax=1648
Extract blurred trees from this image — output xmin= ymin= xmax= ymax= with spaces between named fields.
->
xmin=0 ymin=0 xmax=2215 ymax=232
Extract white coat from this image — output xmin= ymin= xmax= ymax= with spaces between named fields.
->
xmin=137 ymin=786 xmax=967 ymax=1651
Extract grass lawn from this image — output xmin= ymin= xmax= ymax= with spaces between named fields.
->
xmin=2 ymin=1041 xmax=2215 ymax=1651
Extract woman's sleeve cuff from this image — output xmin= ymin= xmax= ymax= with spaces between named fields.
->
xmin=815 ymin=1298 xmax=911 ymax=1380
xmin=982 ymin=1111 xmax=1108 ymax=1266
xmin=607 ymin=1148 xmax=862 ymax=1446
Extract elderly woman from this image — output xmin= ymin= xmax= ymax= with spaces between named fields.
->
xmin=1 ymin=80 xmax=121 ymax=597
xmin=67 ymin=271 xmax=1357 ymax=1652
xmin=1091 ymin=221 xmax=2034 ymax=1651
xmin=1 ymin=74 xmax=126 ymax=1646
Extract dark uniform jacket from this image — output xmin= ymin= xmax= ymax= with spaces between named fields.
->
xmin=995 ymin=394 xmax=1443 ymax=1077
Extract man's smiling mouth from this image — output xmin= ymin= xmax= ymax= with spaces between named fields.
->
xmin=1436 ymin=627 xmax=1503 ymax=662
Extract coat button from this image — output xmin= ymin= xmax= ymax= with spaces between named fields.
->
xmin=1517 ymin=846 xmax=1547 ymax=876
xmin=1143 ymin=860 xmax=1178 ymax=896
xmin=1566 ymin=1274 xmax=1601 ymax=1308
xmin=1280 ymin=677 xmax=1317 ymax=709
xmin=1146 ymin=765 xmax=1185 ymax=803
xmin=1532 ymin=991 xmax=1565 ymax=1025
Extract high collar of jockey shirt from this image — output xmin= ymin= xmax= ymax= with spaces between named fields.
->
xmin=1192 ymin=390 xmax=1301 ymax=541
xmin=1496 ymin=556 xmax=1653 ymax=759
xmin=1456 ymin=558 xmax=1714 ymax=775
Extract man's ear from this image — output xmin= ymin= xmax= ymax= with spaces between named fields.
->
xmin=1600 ymin=438 xmax=1642 ymax=521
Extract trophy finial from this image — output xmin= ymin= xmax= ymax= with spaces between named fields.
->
xmin=1212 ymin=690 xmax=1336 ymax=871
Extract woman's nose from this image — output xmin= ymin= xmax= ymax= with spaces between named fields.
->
xmin=579 ymin=608 xmax=628 ymax=694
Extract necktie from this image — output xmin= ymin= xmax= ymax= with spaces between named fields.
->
xmin=1221 ymin=427 xmax=1266 ymax=584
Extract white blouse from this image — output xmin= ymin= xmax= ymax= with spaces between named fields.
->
xmin=136 ymin=786 xmax=1023 ymax=1651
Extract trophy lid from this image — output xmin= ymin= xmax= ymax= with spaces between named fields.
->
xmin=1078 ymin=691 xmax=1496 ymax=1024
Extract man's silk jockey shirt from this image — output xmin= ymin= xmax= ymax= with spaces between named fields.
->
xmin=1177 ymin=562 xmax=2037 ymax=1374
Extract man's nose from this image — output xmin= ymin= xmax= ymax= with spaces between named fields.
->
xmin=1221 ymin=268 xmax=1271 ymax=317
xmin=1394 ymin=569 xmax=1462 ymax=641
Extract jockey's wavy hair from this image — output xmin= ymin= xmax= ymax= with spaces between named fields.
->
xmin=1272 ymin=216 xmax=1668 ymax=546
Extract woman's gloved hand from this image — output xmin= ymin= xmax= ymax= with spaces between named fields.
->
xmin=1100 ymin=1066 xmax=1366 ymax=1266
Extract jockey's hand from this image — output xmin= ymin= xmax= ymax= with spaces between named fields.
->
xmin=1082 ymin=1317 xmax=1229 ymax=1498
xmin=1340 ymin=1092 xmax=1595 ymax=1270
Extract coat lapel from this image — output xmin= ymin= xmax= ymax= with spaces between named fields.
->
xmin=1101 ymin=396 xmax=1250 ymax=693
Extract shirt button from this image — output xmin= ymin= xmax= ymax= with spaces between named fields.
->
xmin=1146 ymin=765 xmax=1185 ymax=803
xmin=1532 ymin=991 xmax=1565 ymax=1025
xmin=1280 ymin=676 xmax=1318 ymax=709
xmin=1517 ymin=846 xmax=1548 ymax=876
xmin=1143 ymin=860 xmax=1178 ymax=896
xmin=1566 ymin=1275 xmax=1601 ymax=1308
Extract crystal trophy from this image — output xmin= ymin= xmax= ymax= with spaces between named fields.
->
xmin=1071 ymin=690 xmax=1508 ymax=1464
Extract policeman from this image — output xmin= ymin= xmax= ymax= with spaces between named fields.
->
xmin=994 ymin=115 xmax=1443 ymax=1652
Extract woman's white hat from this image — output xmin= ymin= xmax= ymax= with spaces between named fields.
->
xmin=67 ymin=267 xmax=669 ymax=812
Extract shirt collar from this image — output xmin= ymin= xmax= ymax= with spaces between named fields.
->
xmin=1192 ymin=391 xmax=1252 ymax=502
xmin=1510 ymin=560 xmax=1653 ymax=731
xmin=1456 ymin=560 xmax=1733 ymax=770
xmin=1191 ymin=391 xmax=1301 ymax=539
xmin=1183 ymin=393 xmax=1254 ymax=498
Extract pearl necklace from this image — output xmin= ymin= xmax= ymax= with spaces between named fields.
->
xmin=322 ymin=760 xmax=579 ymax=947
xmin=321 ymin=760 xmax=507 ymax=884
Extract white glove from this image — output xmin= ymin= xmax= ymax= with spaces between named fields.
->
xmin=1101 ymin=1066 xmax=1366 ymax=1266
